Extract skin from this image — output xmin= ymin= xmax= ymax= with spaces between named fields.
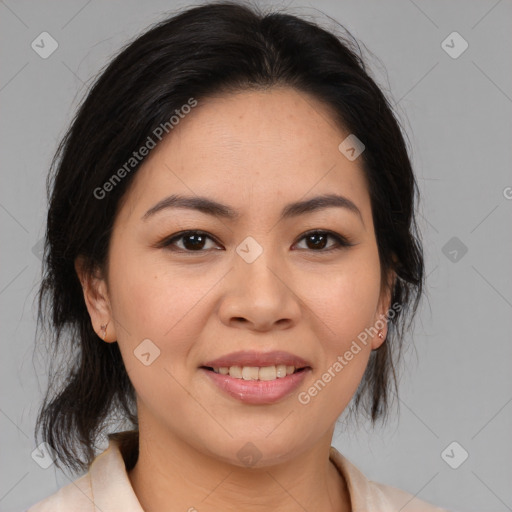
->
xmin=76 ymin=87 xmax=395 ymax=512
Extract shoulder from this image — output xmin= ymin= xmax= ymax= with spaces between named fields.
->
xmin=25 ymin=473 xmax=92 ymax=512
xmin=329 ymin=447 xmax=450 ymax=511
xmin=367 ymin=479 xmax=448 ymax=511
xmin=26 ymin=432 xmax=142 ymax=512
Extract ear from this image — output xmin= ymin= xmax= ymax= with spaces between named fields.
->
xmin=74 ymin=255 xmax=117 ymax=343
xmin=371 ymin=267 xmax=397 ymax=350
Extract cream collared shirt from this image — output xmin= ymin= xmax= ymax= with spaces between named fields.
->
xmin=27 ymin=433 xmax=449 ymax=511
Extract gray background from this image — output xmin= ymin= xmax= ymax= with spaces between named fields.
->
xmin=1 ymin=1 xmax=511 ymax=511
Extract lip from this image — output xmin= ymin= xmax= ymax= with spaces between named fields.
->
xmin=201 ymin=367 xmax=311 ymax=405
xmin=201 ymin=350 xmax=312 ymax=369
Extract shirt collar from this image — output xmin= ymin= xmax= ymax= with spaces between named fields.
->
xmin=89 ymin=432 xmax=142 ymax=511
xmin=88 ymin=431 xmax=404 ymax=511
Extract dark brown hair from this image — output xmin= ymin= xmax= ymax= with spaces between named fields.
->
xmin=34 ymin=1 xmax=424 ymax=474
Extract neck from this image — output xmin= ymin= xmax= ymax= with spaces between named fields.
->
xmin=127 ymin=421 xmax=351 ymax=512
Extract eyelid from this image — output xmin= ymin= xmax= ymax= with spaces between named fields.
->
xmin=157 ymin=229 xmax=355 ymax=253
xmin=294 ymin=229 xmax=355 ymax=250
xmin=155 ymin=230 xmax=222 ymax=251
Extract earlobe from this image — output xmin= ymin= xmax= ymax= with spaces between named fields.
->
xmin=371 ymin=269 xmax=397 ymax=350
xmin=99 ymin=321 xmax=110 ymax=341
xmin=74 ymin=256 xmax=117 ymax=343
xmin=372 ymin=328 xmax=387 ymax=351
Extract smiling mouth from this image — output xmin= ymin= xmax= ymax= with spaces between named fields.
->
xmin=201 ymin=365 xmax=309 ymax=381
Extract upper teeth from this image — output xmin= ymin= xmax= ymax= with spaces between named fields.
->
xmin=212 ymin=365 xmax=297 ymax=380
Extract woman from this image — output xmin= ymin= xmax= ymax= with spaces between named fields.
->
xmin=27 ymin=2 xmax=448 ymax=510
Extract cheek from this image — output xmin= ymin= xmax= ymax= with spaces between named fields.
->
xmin=306 ymin=254 xmax=381 ymax=343
xmin=297 ymin=264 xmax=380 ymax=421
xmin=300 ymin=249 xmax=381 ymax=400
xmin=107 ymin=258 xmax=205 ymax=412
xmin=107 ymin=249 xmax=218 ymax=369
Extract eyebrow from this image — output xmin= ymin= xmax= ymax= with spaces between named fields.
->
xmin=142 ymin=193 xmax=364 ymax=225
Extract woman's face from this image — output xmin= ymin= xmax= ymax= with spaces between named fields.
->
xmin=81 ymin=87 xmax=393 ymax=466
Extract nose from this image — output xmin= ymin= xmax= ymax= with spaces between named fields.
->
xmin=217 ymin=246 xmax=301 ymax=332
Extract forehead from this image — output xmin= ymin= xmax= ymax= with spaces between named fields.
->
xmin=116 ymin=87 xmax=372 ymax=225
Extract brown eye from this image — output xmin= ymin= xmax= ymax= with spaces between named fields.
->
xmin=294 ymin=230 xmax=354 ymax=252
xmin=160 ymin=231 xmax=221 ymax=252
xmin=158 ymin=229 xmax=354 ymax=254
xmin=179 ymin=233 xmax=208 ymax=250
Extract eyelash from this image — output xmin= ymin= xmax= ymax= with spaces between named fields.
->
xmin=158 ymin=229 xmax=354 ymax=254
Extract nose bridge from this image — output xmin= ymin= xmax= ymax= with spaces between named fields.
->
xmin=219 ymin=233 xmax=299 ymax=329
xmin=234 ymin=233 xmax=285 ymax=296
